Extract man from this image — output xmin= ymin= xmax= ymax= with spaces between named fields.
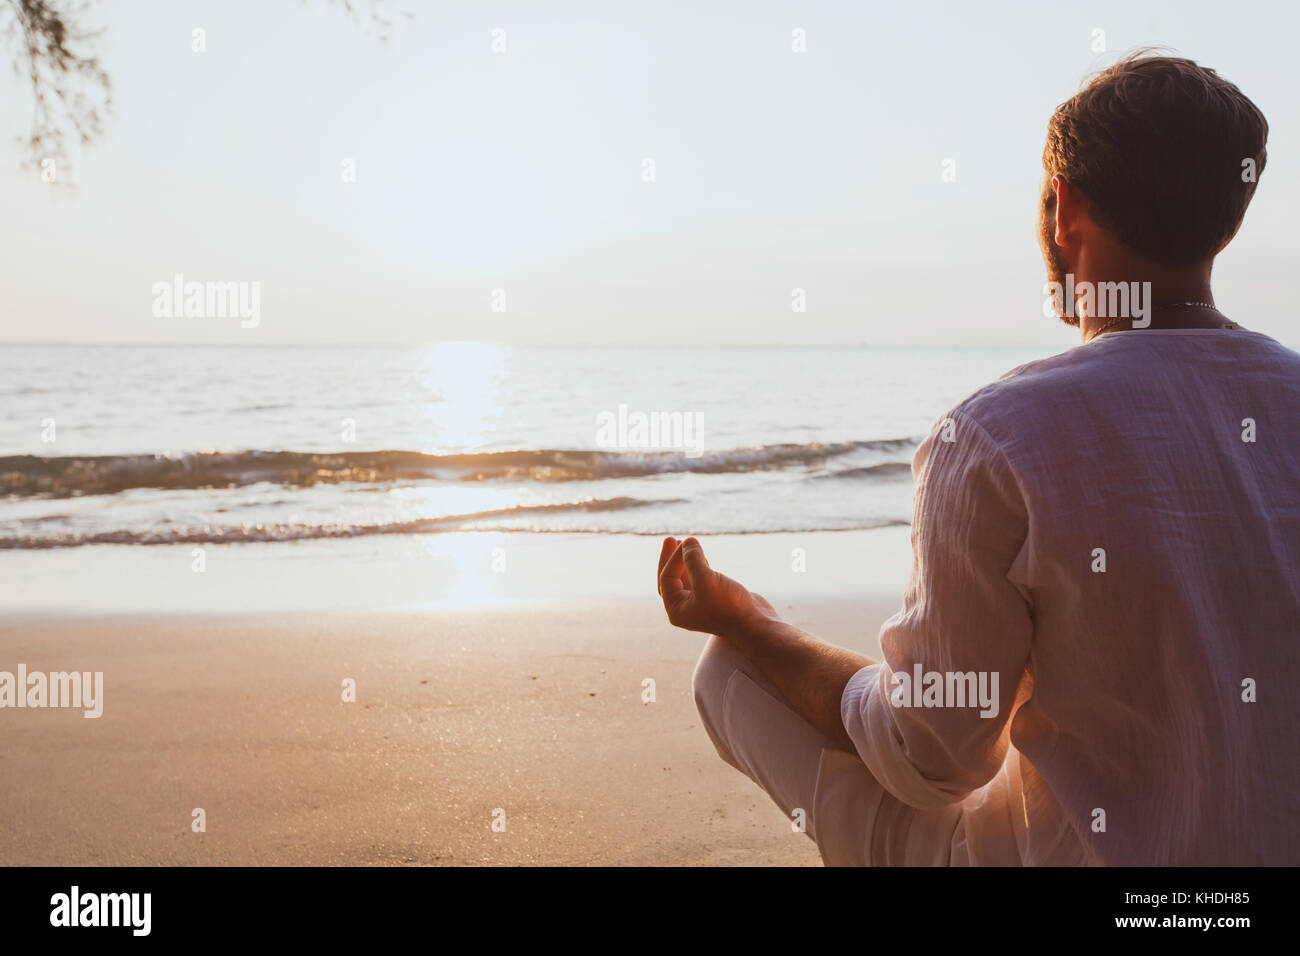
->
xmin=658 ymin=53 xmax=1299 ymax=865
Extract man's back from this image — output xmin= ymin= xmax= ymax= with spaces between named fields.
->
xmin=676 ymin=53 xmax=1289 ymax=868
xmin=957 ymin=327 xmax=1300 ymax=864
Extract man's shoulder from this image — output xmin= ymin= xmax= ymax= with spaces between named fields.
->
xmin=944 ymin=346 xmax=1099 ymax=439
xmin=944 ymin=330 xmax=1300 ymax=450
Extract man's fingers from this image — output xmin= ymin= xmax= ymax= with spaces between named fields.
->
xmin=657 ymin=537 xmax=679 ymax=590
xmin=659 ymin=539 xmax=685 ymax=598
xmin=681 ymin=537 xmax=710 ymax=582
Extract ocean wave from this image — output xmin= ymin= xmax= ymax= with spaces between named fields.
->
xmin=0 ymin=496 xmax=678 ymax=549
xmin=811 ymin=461 xmax=914 ymax=480
xmin=0 ymin=439 xmax=916 ymax=497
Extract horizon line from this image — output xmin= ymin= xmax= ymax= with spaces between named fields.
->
xmin=0 ymin=341 xmax=1058 ymax=350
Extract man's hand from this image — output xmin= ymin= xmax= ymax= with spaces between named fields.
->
xmin=656 ymin=535 xmax=872 ymax=751
xmin=656 ymin=536 xmax=778 ymax=639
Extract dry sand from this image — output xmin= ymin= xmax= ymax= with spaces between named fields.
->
xmin=0 ymin=595 xmax=894 ymax=866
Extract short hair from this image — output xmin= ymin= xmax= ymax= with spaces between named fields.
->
xmin=1043 ymin=52 xmax=1268 ymax=265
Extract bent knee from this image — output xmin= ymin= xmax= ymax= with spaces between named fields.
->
xmin=691 ymin=636 xmax=747 ymax=760
xmin=691 ymin=636 xmax=742 ymax=715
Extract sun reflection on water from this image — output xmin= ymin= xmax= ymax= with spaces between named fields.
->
xmin=418 ymin=342 xmax=508 ymax=453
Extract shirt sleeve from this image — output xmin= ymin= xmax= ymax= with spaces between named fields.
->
xmin=841 ymin=410 xmax=1034 ymax=810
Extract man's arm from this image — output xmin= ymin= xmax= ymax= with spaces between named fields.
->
xmin=725 ymin=615 xmax=873 ymax=751
xmin=656 ymin=536 xmax=872 ymax=749
xmin=842 ymin=413 xmax=1032 ymax=807
xmin=658 ymin=409 xmax=1033 ymax=808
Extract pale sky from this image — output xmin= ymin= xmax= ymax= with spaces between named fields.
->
xmin=1 ymin=0 xmax=1296 ymax=347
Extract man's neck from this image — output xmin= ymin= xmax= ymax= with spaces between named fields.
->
xmin=1073 ymin=250 xmax=1217 ymax=341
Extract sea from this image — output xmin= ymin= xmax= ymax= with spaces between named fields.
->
xmin=0 ymin=344 xmax=1053 ymax=550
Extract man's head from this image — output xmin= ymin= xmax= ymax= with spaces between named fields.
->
xmin=1039 ymin=53 xmax=1269 ymax=325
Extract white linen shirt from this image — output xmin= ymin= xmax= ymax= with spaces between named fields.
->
xmin=841 ymin=328 xmax=1300 ymax=865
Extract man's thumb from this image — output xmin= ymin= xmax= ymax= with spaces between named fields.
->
xmin=681 ymin=538 xmax=710 ymax=580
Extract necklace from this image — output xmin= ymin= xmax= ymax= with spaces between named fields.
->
xmin=1086 ymin=302 xmax=1240 ymax=342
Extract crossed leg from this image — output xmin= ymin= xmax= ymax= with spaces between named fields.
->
xmin=692 ymin=635 xmax=1022 ymax=866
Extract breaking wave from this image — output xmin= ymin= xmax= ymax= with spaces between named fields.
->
xmin=1 ymin=439 xmax=917 ymax=497
xmin=0 ymin=496 xmax=679 ymax=549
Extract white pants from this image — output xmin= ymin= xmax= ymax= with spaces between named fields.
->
xmin=692 ymin=636 xmax=1030 ymax=866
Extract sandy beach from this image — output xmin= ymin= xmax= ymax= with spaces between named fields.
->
xmin=0 ymin=530 xmax=904 ymax=865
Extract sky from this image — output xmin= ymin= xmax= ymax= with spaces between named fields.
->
xmin=1 ymin=0 xmax=1297 ymax=348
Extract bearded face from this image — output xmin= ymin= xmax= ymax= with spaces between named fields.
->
xmin=1039 ymin=177 xmax=1077 ymax=327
